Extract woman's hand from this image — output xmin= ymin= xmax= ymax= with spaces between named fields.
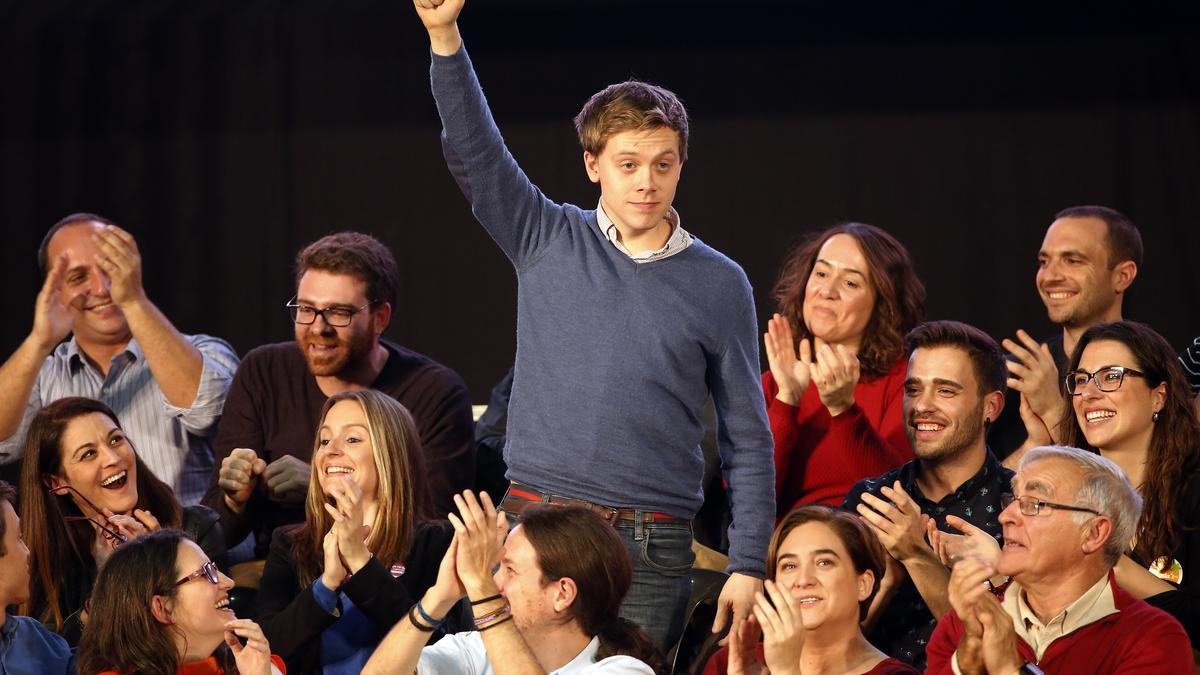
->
xmin=224 ymin=619 xmax=275 ymax=675
xmin=324 ymin=478 xmax=371 ymax=573
xmin=448 ymin=490 xmax=508 ymax=596
xmin=321 ymin=528 xmax=348 ymax=591
xmin=755 ymin=580 xmax=804 ymax=675
xmin=726 ymin=613 xmax=766 ymax=675
xmin=764 ymin=313 xmax=812 ymax=406
xmin=811 ymin=338 xmax=860 ymax=417
xmin=103 ymin=508 xmax=160 ymax=542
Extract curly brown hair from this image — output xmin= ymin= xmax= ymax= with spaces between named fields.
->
xmin=1057 ymin=321 xmax=1200 ymax=566
xmin=771 ymin=222 xmax=926 ymax=379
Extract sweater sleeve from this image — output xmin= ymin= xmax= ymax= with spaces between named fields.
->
xmin=712 ymin=284 xmax=775 ymax=577
xmin=823 ymin=365 xmax=912 ymax=476
xmin=763 ymin=372 xmax=802 ymax=497
xmin=257 ymin=528 xmax=339 ymax=663
xmin=923 ymin=610 xmax=963 ymax=675
xmin=338 ymin=523 xmax=454 ymax=634
xmin=431 ymin=45 xmax=570 ymax=270
xmin=202 ymin=351 xmax=267 ymax=547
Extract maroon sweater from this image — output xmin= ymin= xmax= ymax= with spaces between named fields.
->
xmin=926 ymin=574 xmax=1193 ymax=674
xmin=202 ymin=340 xmax=475 ymax=555
xmin=764 ymin=358 xmax=912 ymax=517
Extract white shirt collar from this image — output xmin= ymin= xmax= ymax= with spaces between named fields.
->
xmin=596 ymin=200 xmax=692 ymax=263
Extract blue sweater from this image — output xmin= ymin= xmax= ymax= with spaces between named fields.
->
xmin=430 ymin=47 xmax=774 ymax=574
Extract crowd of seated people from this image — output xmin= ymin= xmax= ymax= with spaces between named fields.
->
xmin=1 ymin=1 xmax=1199 ymax=673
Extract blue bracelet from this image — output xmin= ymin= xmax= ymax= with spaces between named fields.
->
xmin=414 ymin=600 xmax=445 ymax=630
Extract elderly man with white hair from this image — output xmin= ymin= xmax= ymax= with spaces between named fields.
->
xmin=926 ymin=445 xmax=1192 ymax=674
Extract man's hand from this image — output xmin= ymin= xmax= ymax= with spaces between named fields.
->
xmin=811 ymin=338 xmax=860 ymax=417
xmin=756 ymin=580 xmax=804 ymax=675
xmin=977 ymin=595 xmax=1023 ymax=675
xmin=764 ymin=313 xmax=812 ymax=406
xmin=219 ymin=448 xmax=267 ymax=511
xmin=92 ymin=224 xmax=147 ymax=309
xmin=712 ymin=572 xmax=762 ymax=639
xmin=264 ymin=455 xmax=310 ymax=504
xmin=928 ymin=515 xmax=1001 ymax=569
xmin=413 ymin=0 xmax=464 ymax=55
xmin=947 ymin=558 xmax=996 ymax=629
xmin=324 ymin=477 xmax=371 ymax=572
xmin=31 ymin=253 xmax=74 ymax=352
xmin=1003 ymin=330 xmax=1063 ymax=432
xmin=856 ymin=482 xmax=933 ymax=564
xmin=447 ymin=490 xmax=507 ymax=594
xmin=423 ymin=534 xmax=467 ymax=618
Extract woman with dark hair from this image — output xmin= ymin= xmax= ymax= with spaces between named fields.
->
xmin=704 ymin=505 xmax=917 ymax=674
xmin=256 ymin=389 xmax=459 ymax=674
xmin=764 ymin=223 xmax=925 ymax=513
xmin=19 ymin=396 xmax=225 ymax=646
xmin=79 ymin=529 xmax=283 ymax=675
xmin=1057 ymin=320 xmax=1200 ymax=643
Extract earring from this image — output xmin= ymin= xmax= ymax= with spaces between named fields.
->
xmin=1153 ymin=410 xmax=1161 ymax=423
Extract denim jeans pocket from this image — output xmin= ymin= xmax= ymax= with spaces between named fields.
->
xmin=636 ymin=524 xmax=696 ymax=574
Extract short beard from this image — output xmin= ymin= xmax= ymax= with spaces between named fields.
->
xmin=298 ymin=327 xmax=376 ymax=378
xmin=908 ymin=401 xmax=986 ymax=464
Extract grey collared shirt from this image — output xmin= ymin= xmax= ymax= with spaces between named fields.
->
xmin=0 ymin=334 xmax=239 ymax=505
xmin=596 ymin=201 xmax=692 ymax=263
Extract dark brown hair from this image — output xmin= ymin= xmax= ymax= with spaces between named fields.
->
xmin=1054 ymin=205 xmax=1142 ymax=270
xmin=519 ymin=505 xmax=663 ymax=672
xmin=1058 ymin=321 xmax=1200 ymax=565
xmin=37 ymin=212 xmax=118 ymax=274
xmin=78 ymin=529 xmax=240 ymax=675
xmin=0 ymin=480 xmax=14 ymax=556
xmin=767 ymin=505 xmax=886 ymax=621
xmin=295 ymin=231 xmax=401 ymax=309
xmin=772 ymin=222 xmax=926 ymax=379
xmin=19 ymin=397 xmax=183 ymax=631
xmin=905 ymin=320 xmax=1007 ymax=395
xmin=574 ymin=80 xmax=689 ymax=163
xmin=289 ymin=389 xmax=432 ymax=588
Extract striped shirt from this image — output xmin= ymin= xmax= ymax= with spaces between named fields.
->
xmin=597 ymin=201 xmax=692 ymax=263
xmin=0 ymin=334 xmax=239 ymax=505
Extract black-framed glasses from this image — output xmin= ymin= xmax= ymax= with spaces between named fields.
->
xmin=1065 ymin=366 xmax=1146 ymax=396
xmin=174 ymin=560 xmax=221 ymax=587
xmin=1000 ymin=493 xmax=1102 ymax=517
xmin=286 ymin=298 xmax=374 ymax=327
xmin=48 ymin=484 xmax=128 ymax=544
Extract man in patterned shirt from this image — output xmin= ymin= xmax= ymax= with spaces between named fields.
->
xmin=845 ymin=320 xmax=1012 ymax=670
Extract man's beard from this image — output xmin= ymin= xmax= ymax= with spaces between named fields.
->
xmin=907 ymin=401 xmax=986 ymax=464
xmin=298 ymin=328 xmax=374 ymax=377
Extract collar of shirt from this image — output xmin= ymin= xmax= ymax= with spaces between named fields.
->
xmin=1003 ymin=571 xmax=1119 ymax=660
xmin=900 ymin=448 xmax=1008 ymax=511
xmin=65 ymin=335 xmax=141 ymax=373
xmin=596 ymin=200 xmax=692 ymax=263
xmin=552 ymin=636 xmax=602 ymax=674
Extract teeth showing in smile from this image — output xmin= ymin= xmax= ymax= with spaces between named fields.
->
xmin=916 ymin=423 xmax=944 ymax=432
xmin=215 ymin=598 xmax=230 ymax=610
xmin=100 ymin=470 xmax=127 ymax=487
xmin=798 ymin=597 xmax=821 ymax=604
xmin=1086 ymin=410 xmax=1116 ymax=422
xmin=325 ymin=466 xmax=353 ymax=476
xmin=1047 ymin=292 xmax=1074 ymax=299
xmin=89 ymin=303 xmax=114 ymax=311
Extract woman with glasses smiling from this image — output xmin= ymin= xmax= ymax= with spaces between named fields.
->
xmin=1057 ymin=320 xmax=1200 ymax=645
xmin=18 ymin=397 xmax=226 ymax=646
xmin=79 ymin=529 xmax=284 ymax=675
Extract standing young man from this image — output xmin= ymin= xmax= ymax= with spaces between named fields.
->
xmin=412 ymin=0 xmax=775 ymax=650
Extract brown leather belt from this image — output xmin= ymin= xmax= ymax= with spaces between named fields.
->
xmin=500 ymin=484 xmax=682 ymax=526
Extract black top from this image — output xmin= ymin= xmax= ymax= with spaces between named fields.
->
xmin=842 ymin=451 xmax=1013 ymax=671
xmin=1138 ymin=470 xmax=1200 ymax=645
xmin=989 ymin=333 xmax=1068 ymax=460
xmin=202 ymin=340 xmax=475 ymax=556
xmin=256 ymin=520 xmax=466 ymax=675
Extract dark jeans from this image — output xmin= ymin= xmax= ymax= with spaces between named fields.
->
xmin=502 ymin=487 xmax=695 ymax=653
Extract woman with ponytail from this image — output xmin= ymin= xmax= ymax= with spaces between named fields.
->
xmin=364 ymin=494 xmax=661 ymax=674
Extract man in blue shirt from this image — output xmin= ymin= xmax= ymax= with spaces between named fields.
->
xmin=0 ymin=481 xmax=75 ymax=674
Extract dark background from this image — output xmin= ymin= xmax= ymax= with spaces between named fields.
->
xmin=3 ymin=0 xmax=1198 ymax=401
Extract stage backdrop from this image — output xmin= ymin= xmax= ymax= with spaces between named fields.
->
xmin=3 ymin=1 xmax=1198 ymax=400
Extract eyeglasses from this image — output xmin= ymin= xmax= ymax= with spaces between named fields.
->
xmin=174 ymin=560 xmax=221 ymax=587
xmin=47 ymin=484 xmax=129 ymax=544
xmin=1065 ymin=366 xmax=1146 ymax=395
xmin=286 ymin=298 xmax=374 ymax=327
xmin=1000 ymin=493 xmax=1102 ymax=517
